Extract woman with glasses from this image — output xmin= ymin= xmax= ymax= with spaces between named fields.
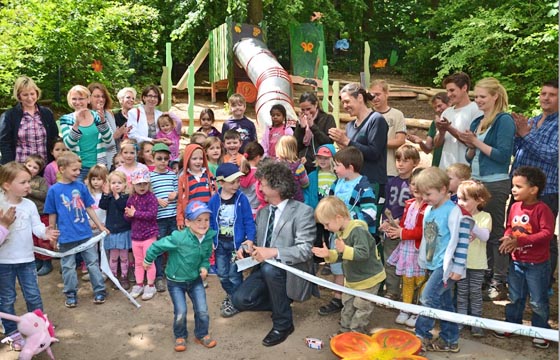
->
xmin=0 ymin=76 xmax=59 ymax=165
xmin=328 ymin=82 xmax=388 ymax=195
xmin=59 ymin=85 xmax=114 ymax=180
xmin=126 ymin=85 xmax=181 ymax=146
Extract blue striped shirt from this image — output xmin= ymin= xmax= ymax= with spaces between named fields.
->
xmin=150 ymin=170 xmax=178 ymax=219
xmin=511 ymin=112 xmax=558 ymax=195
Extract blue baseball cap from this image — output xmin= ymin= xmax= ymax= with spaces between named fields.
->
xmin=185 ymin=201 xmax=212 ymax=221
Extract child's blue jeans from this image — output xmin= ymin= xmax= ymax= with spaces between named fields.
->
xmin=415 ymin=266 xmax=459 ymax=344
xmin=505 ymin=260 xmax=550 ymax=328
xmin=168 ymin=277 xmax=209 ymax=340
xmin=59 ymin=239 xmax=106 ymax=296
xmin=0 ymin=261 xmax=43 ymax=335
xmin=215 ymin=240 xmax=243 ymax=297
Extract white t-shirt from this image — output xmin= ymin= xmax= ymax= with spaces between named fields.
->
xmin=0 ymin=198 xmax=46 ymax=264
xmin=382 ymin=107 xmax=407 ymax=177
xmin=438 ymin=102 xmax=482 ymax=169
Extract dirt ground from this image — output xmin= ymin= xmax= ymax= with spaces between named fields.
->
xmin=1 ymin=260 xmax=558 ymax=360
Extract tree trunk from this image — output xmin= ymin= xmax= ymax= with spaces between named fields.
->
xmin=247 ymin=0 xmax=263 ymax=25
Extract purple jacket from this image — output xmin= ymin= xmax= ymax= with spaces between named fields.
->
xmin=125 ymin=192 xmax=159 ymax=241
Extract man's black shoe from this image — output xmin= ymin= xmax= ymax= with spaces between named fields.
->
xmin=262 ymin=325 xmax=295 ymax=346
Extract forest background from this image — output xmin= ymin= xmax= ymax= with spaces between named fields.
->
xmin=0 ymin=0 xmax=557 ymax=113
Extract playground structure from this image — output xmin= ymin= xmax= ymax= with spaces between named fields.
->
xmin=161 ymin=19 xmax=443 ymax=134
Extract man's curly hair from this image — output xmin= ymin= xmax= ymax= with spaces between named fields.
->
xmin=255 ymin=159 xmax=296 ymax=200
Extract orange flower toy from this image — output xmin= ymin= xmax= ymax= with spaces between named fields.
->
xmin=330 ymin=329 xmax=428 ymax=360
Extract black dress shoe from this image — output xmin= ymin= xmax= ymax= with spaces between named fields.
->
xmin=262 ymin=325 xmax=295 ymax=347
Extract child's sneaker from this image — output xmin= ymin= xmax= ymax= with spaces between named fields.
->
xmin=492 ymin=331 xmax=511 ymax=339
xmin=119 ymin=277 xmax=130 ymax=290
xmin=405 ymin=314 xmax=418 ymax=328
xmin=93 ymin=293 xmax=106 ymax=304
xmin=174 ymin=337 xmax=187 ymax=352
xmin=427 ymin=338 xmax=460 ymax=353
xmin=471 ymin=327 xmax=485 ymax=337
xmin=532 ymin=338 xmax=550 ymax=349
xmin=130 ymin=285 xmax=144 ymax=298
xmin=395 ymin=311 xmax=410 ymax=324
xmin=2 ymin=331 xmax=25 ymax=351
xmin=155 ymin=278 xmax=166 ymax=292
xmin=81 ymin=273 xmax=90 ymax=281
xmin=195 ymin=335 xmax=217 ymax=348
xmin=221 ymin=299 xmax=240 ymax=318
xmin=142 ymin=285 xmax=157 ymax=300
xmin=65 ymin=292 xmax=78 ymax=308
xmin=318 ymin=298 xmax=343 ymax=316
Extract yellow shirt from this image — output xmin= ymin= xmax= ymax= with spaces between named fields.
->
xmin=466 ymin=211 xmax=492 ymax=269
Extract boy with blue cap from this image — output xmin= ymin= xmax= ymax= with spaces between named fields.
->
xmin=143 ymin=200 xmax=217 ymax=352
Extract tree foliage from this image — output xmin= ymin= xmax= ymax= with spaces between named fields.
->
xmin=1 ymin=0 xmax=556 ymax=113
xmin=0 ymin=0 xmax=160 ymax=108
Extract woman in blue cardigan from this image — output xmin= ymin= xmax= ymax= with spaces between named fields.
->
xmin=459 ymin=77 xmax=515 ymax=301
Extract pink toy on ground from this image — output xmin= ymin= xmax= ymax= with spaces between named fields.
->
xmin=0 ymin=309 xmax=58 ymax=360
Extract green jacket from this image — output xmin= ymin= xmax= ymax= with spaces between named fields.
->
xmin=326 ymin=220 xmax=386 ymax=290
xmin=144 ymin=228 xmax=216 ymax=282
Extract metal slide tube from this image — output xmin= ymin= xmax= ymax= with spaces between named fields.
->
xmin=233 ymin=38 xmax=297 ymax=128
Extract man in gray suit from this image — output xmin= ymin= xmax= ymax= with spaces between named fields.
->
xmin=232 ymin=160 xmax=317 ymax=347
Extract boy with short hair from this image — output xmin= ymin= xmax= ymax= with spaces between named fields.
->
xmin=221 ymin=93 xmax=257 ymax=152
xmin=144 ymin=200 xmax=218 ymax=352
xmin=44 ymin=152 xmax=109 ymax=307
xmin=415 ymin=167 xmax=474 ymax=353
xmin=494 ymin=166 xmax=554 ymax=349
xmin=222 ymin=130 xmax=243 ymax=166
xmin=380 ymin=144 xmax=420 ymax=300
xmin=312 ymin=196 xmax=386 ymax=334
xmin=414 ymin=166 xmax=473 ymax=353
xmin=208 ymin=163 xmax=256 ymax=318
xmin=446 ymin=163 xmax=471 ymax=203
xmin=318 ymin=146 xmax=377 ymax=315
xmin=150 ymin=143 xmax=179 ymax=292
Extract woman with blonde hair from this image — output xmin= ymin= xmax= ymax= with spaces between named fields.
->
xmin=59 ymin=85 xmax=114 ymax=181
xmin=0 ymin=76 xmax=58 ymax=165
xmin=459 ymin=77 xmax=515 ymax=301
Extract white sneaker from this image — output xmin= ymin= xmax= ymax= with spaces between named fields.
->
xmin=405 ymin=314 xmax=418 ymax=328
xmin=141 ymin=285 xmax=157 ymax=301
xmin=395 ymin=311 xmax=410 ymax=324
xmin=130 ymin=285 xmax=144 ymax=298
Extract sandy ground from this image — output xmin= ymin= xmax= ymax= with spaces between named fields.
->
xmin=1 ymin=259 xmax=557 ymax=360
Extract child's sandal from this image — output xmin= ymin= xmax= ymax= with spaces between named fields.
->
xmin=174 ymin=338 xmax=187 ymax=352
xmin=195 ymin=335 xmax=217 ymax=348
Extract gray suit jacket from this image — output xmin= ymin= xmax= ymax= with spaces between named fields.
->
xmin=256 ymin=199 xmax=318 ymax=301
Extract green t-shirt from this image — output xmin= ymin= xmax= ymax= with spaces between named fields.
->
xmin=427 ymin=121 xmax=442 ymax=167
xmin=78 ymin=123 xmax=99 ymax=167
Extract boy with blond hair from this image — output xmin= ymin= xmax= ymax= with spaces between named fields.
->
xmin=221 ymin=93 xmax=257 ymax=152
xmin=414 ymin=167 xmax=473 ymax=353
xmin=312 ymin=196 xmax=385 ymax=334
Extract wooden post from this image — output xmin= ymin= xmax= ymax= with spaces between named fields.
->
xmin=322 ymin=65 xmax=329 ymax=112
xmin=187 ymin=64 xmax=195 ymax=135
xmin=332 ymin=81 xmax=340 ymax=127
xmin=160 ymin=42 xmax=173 ymax=112
xmin=363 ymin=41 xmax=370 ymax=88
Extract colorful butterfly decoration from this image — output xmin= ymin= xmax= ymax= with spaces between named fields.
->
xmin=301 ymin=42 xmax=314 ymax=53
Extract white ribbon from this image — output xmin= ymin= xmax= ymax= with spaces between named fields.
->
xmin=266 ymin=259 xmax=558 ymax=342
xmin=34 ymin=232 xmax=141 ymax=308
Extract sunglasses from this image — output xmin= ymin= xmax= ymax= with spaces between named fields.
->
xmin=155 ymin=156 xmax=169 ymax=161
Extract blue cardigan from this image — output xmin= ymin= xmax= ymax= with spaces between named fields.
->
xmin=208 ymin=189 xmax=256 ymax=250
xmin=466 ymin=112 xmax=515 ymax=177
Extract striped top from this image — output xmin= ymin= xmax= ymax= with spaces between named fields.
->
xmin=186 ymin=170 xmax=212 ymax=204
xmin=150 ymin=169 xmax=178 ymax=219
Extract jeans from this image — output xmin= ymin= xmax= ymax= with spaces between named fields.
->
xmin=167 ymin=278 xmax=209 ymax=340
xmin=232 ymin=262 xmax=293 ymax=331
xmin=0 ymin=261 xmax=43 ymax=335
xmin=484 ymin=179 xmax=510 ymax=284
xmin=215 ymin=240 xmax=243 ymax=297
xmin=415 ymin=267 xmax=459 ymax=344
xmin=156 ymin=217 xmax=177 ymax=279
xmin=505 ymin=260 xmax=550 ymax=328
xmin=59 ymin=239 xmax=106 ymax=296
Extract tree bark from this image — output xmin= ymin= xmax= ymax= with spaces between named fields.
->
xmin=247 ymin=0 xmax=263 ymax=25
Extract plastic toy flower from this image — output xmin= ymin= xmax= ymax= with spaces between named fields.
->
xmin=330 ymin=329 xmax=427 ymax=360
